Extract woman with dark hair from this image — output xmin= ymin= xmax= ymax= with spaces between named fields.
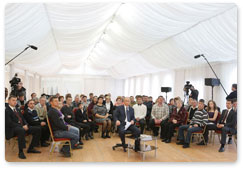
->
xmin=207 ymin=100 xmax=219 ymax=124
xmin=87 ymin=96 xmax=98 ymax=120
xmin=198 ymin=100 xmax=219 ymax=145
xmin=93 ymin=97 xmax=111 ymax=138
xmin=75 ymin=103 xmax=95 ymax=139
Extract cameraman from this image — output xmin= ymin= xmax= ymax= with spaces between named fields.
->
xmin=14 ymin=82 xmax=26 ymax=100
xmin=189 ymin=86 xmax=199 ymax=101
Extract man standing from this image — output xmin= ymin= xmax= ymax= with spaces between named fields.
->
xmin=114 ymin=97 xmax=141 ymax=152
xmin=149 ymin=96 xmax=169 ymax=136
xmin=226 ymin=84 xmax=237 ymax=100
xmin=5 ymin=96 xmax=41 ymax=159
xmin=133 ymin=96 xmax=147 ymax=134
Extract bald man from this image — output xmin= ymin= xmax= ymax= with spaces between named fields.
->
xmin=114 ymin=97 xmax=140 ymax=152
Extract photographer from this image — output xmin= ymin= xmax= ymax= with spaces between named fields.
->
xmin=9 ymin=74 xmax=26 ymax=100
xmin=183 ymin=81 xmax=199 ymax=101
xmin=189 ymin=86 xmax=199 ymax=101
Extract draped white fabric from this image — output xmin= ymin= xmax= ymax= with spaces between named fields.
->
xmin=5 ymin=3 xmax=237 ymax=78
xmin=124 ymin=61 xmax=237 ymax=109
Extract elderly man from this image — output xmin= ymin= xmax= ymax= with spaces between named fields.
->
xmin=114 ymin=97 xmax=141 ymax=152
xmin=35 ymin=96 xmax=48 ymax=121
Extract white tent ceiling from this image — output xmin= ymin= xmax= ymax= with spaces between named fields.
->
xmin=5 ymin=3 xmax=237 ymax=79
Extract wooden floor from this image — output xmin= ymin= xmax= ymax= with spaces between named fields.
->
xmin=5 ymin=131 xmax=237 ymax=162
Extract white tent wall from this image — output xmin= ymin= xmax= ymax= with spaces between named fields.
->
xmin=124 ymin=61 xmax=237 ymax=110
xmin=41 ymin=76 xmax=124 ymax=102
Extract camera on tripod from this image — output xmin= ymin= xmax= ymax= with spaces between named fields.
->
xmin=9 ymin=73 xmax=21 ymax=96
xmin=184 ymin=81 xmax=192 ymax=95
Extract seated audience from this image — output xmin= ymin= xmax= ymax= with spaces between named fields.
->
xmin=17 ymin=92 xmax=26 ymax=108
xmin=114 ymin=97 xmax=141 ymax=152
xmin=148 ymin=96 xmax=153 ymax=104
xmin=31 ymin=93 xmax=37 ymax=100
xmin=48 ymin=96 xmax=82 ymax=157
xmin=93 ymin=96 xmax=112 ymax=138
xmin=161 ymin=98 xmax=187 ymax=143
xmin=58 ymin=96 xmax=64 ymax=104
xmin=23 ymin=100 xmax=50 ymax=147
xmin=87 ymin=93 xmax=94 ymax=104
xmin=217 ymin=99 xmax=237 ymax=152
xmin=187 ymin=98 xmax=198 ymax=124
xmin=133 ymin=95 xmax=147 ymax=134
xmin=144 ymin=95 xmax=153 ymax=131
xmin=149 ymin=96 xmax=169 ymax=137
xmin=72 ymin=94 xmax=81 ymax=109
xmin=198 ymin=100 xmax=219 ymax=145
xmin=5 ymin=95 xmax=41 ymax=159
xmin=55 ymin=93 xmax=60 ymax=98
xmin=168 ymin=98 xmax=176 ymax=117
xmin=130 ymin=96 xmax=136 ymax=107
xmin=61 ymin=95 xmax=90 ymax=142
xmin=87 ymin=96 xmax=98 ymax=121
xmin=104 ymin=95 xmax=114 ymax=121
xmin=75 ymin=103 xmax=95 ymax=139
xmin=35 ymin=96 xmax=48 ymax=124
xmin=82 ymin=95 xmax=89 ymax=109
xmin=177 ymin=99 xmax=208 ymax=148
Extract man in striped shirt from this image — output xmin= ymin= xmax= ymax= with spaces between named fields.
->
xmin=177 ymin=99 xmax=208 ymax=148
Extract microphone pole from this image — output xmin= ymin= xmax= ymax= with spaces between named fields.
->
xmin=5 ymin=45 xmax=37 ymax=66
xmin=200 ymin=54 xmax=228 ymax=96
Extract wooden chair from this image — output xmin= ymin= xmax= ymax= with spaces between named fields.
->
xmin=208 ymin=113 xmax=221 ymax=143
xmin=46 ymin=115 xmax=72 ymax=158
xmin=212 ymin=129 xmax=237 ymax=146
xmin=6 ymin=134 xmax=31 ymax=151
xmin=190 ymin=125 xmax=207 ymax=145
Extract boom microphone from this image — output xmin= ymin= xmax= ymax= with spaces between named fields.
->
xmin=194 ymin=54 xmax=202 ymax=59
xmin=28 ymin=45 xmax=38 ymax=50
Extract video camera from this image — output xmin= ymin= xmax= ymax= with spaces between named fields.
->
xmin=184 ymin=81 xmax=192 ymax=95
xmin=9 ymin=73 xmax=21 ymax=96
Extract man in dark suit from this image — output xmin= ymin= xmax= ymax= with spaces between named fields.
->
xmin=23 ymin=99 xmax=50 ymax=147
xmin=217 ymin=100 xmax=237 ymax=152
xmin=114 ymin=97 xmax=141 ymax=152
xmin=226 ymin=84 xmax=237 ymax=100
xmin=5 ymin=95 xmax=41 ymax=159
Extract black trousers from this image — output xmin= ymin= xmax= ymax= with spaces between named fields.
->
xmin=136 ymin=119 xmax=146 ymax=134
xmin=149 ymin=119 xmax=168 ymax=136
xmin=40 ymin=125 xmax=50 ymax=143
xmin=161 ymin=121 xmax=180 ymax=140
xmin=220 ymin=126 xmax=235 ymax=145
xmin=70 ymin=121 xmax=90 ymax=138
xmin=118 ymin=125 xmax=140 ymax=146
xmin=145 ymin=112 xmax=151 ymax=129
xmin=203 ymin=124 xmax=217 ymax=143
xmin=13 ymin=126 xmax=41 ymax=150
xmin=84 ymin=121 xmax=95 ymax=133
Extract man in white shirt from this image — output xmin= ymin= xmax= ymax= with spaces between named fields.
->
xmin=133 ymin=95 xmax=147 ymax=134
